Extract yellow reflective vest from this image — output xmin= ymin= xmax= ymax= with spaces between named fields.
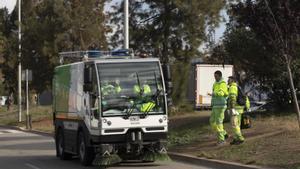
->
xmin=211 ymin=79 xmax=228 ymax=108
xmin=228 ymin=82 xmax=250 ymax=111
xmin=133 ymin=84 xmax=151 ymax=95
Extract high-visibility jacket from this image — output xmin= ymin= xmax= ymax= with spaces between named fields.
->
xmin=115 ymin=85 xmax=122 ymax=94
xmin=245 ymin=96 xmax=250 ymax=111
xmin=211 ymin=79 xmax=228 ymax=108
xmin=228 ymin=82 xmax=250 ymax=111
xmin=133 ymin=84 xmax=151 ymax=95
xmin=133 ymin=84 xmax=155 ymax=112
xmin=102 ymin=84 xmax=122 ymax=96
xmin=228 ymin=82 xmax=238 ymax=109
xmin=101 ymin=84 xmax=115 ymax=96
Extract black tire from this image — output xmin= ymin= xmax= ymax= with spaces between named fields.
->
xmin=78 ymin=131 xmax=95 ymax=166
xmin=56 ymin=129 xmax=72 ymax=160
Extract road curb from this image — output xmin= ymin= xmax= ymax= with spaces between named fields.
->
xmin=19 ymin=127 xmax=53 ymax=137
xmin=169 ymin=152 xmax=271 ymax=169
xmin=0 ymin=125 xmax=53 ymax=137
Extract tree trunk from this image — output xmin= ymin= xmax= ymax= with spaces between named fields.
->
xmin=286 ymin=61 xmax=300 ymax=129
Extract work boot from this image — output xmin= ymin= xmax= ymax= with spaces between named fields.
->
xmin=230 ymin=139 xmax=244 ymax=145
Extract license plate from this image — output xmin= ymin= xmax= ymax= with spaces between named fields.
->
xmin=129 ymin=116 xmax=140 ymax=122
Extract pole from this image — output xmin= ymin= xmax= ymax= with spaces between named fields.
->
xmin=26 ymin=69 xmax=29 ymax=129
xmin=18 ymin=0 xmax=22 ymax=122
xmin=124 ymin=0 xmax=129 ymax=49
xmin=286 ymin=59 xmax=300 ymax=129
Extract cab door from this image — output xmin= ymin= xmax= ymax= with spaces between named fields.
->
xmin=83 ymin=64 xmax=100 ymax=131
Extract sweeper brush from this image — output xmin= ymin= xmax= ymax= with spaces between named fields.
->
xmin=142 ymin=150 xmax=171 ymax=162
xmin=93 ymin=153 xmax=122 ymax=167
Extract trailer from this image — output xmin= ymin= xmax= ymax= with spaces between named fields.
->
xmin=53 ymin=50 xmax=170 ymax=166
xmin=194 ymin=64 xmax=233 ymax=109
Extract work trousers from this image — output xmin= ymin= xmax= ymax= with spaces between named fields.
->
xmin=210 ymin=107 xmax=227 ymax=142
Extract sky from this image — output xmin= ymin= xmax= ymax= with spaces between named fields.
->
xmin=0 ymin=0 xmax=17 ymax=14
xmin=0 ymin=0 xmax=226 ymax=42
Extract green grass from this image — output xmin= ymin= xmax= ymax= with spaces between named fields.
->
xmin=169 ymin=111 xmax=300 ymax=169
xmin=0 ymin=105 xmax=53 ymax=132
xmin=197 ymin=130 xmax=300 ymax=169
xmin=168 ymin=118 xmax=212 ymax=147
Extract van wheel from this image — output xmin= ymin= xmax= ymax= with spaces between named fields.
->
xmin=78 ymin=131 xmax=95 ymax=166
xmin=56 ymin=129 xmax=72 ymax=160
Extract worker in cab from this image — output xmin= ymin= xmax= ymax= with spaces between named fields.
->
xmin=227 ymin=76 xmax=249 ymax=145
xmin=101 ymin=79 xmax=122 ymax=96
xmin=101 ymin=80 xmax=115 ymax=97
xmin=208 ymin=71 xmax=229 ymax=145
xmin=133 ymin=80 xmax=156 ymax=113
xmin=114 ymin=79 xmax=122 ymax=94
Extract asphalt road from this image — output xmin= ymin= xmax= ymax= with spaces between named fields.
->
xmin=0 ymin=127 xmax=213 ymax=169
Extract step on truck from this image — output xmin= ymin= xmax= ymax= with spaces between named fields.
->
xmin=53 ymin=49 xmax=171 ymax=166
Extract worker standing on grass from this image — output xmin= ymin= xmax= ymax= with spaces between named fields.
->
xmin=208 ymin=71 xmax=229 ymax=145
xmin=227 ymin=76 xmax=249 ymax=145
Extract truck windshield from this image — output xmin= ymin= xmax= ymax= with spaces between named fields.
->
xmin=97 ymin=62 xmax=166 ymax=117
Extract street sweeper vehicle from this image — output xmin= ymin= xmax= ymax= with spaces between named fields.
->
xmin=53 ymin=50 xmax=171 ymax=166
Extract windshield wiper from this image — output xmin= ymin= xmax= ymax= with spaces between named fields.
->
xmin=136 ymin=72 xmax=143 ymax=96
xmin=123 ymin=96 xmax=143 ymax=119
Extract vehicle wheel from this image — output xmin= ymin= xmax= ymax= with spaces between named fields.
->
xmin=78 ymin=131 xmax=95 ymax=166
xmin=56 ymin=129 xmax=72 ymax=160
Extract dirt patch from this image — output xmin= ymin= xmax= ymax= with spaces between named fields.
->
xmin=169 ymin=111 xmax=210 ymax=129
xmin=31 ymin=118 xmax=54 ymax=133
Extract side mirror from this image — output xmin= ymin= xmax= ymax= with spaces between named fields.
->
xmin=84 ymin=84 xmax=93 ymax=92
xmin=162 ymin=64 xmax=171 ymax=81
xmin=162 ymin=64 xmax=173 ymax=106
xmin=166 ymin=81 xmax=173 ymax=95
xmin=84 ymin=66 xmax=92 ymax=84
xmin=84 ymin=66 xmax=93 ymax=92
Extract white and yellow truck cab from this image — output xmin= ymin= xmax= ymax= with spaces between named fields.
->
xmin=53 ymin=50 xmax=171 ymax=166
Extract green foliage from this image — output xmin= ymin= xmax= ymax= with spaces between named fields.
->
xmin=0 ymin=0 xmax=108 ymax=93
xmin=171 ymin=61 xmax=191 ymax=106
xmin=0 ymin=82 xmax=7 ymax=95
xmin=209 ymin=0 xmax=300 ymax=108
xmin=109 ymin=1 xmax=225 ymax=106
xmin=110 ymin=0 xmax=224 ymax=63
xmin=0 ymin=32 xmax=5 ymax=55
xmin=0 ymin=8 xmax=18 ymax=94
xmin=0 ymin=0 xmax=226 ymax=106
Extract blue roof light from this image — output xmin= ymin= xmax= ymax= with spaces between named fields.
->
xmin=87 ymin=50 xmax=102 ymax=58
xmin=59 ymin=49 xmax=133 ymax=64
xmin=111 ymin=49 xmax=130 ymax=57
